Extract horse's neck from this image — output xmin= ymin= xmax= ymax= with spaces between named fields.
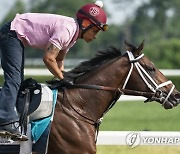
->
xmin=71 ymin=57 xmax=129 ymax=120
xmin=78 ymin=58 xmax=128 ymax=87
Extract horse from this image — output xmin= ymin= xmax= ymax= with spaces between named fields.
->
xmin=47 ymin=40 xmax=180 ymax=154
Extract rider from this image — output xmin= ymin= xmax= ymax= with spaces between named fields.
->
xmin=0 ymin=1 xmax=108 ymax=141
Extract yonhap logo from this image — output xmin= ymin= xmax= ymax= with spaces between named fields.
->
xmin=125 ymin=131 xmax=180 ymax=147
xmin=126 ymin=132 xmax=141 ymax=148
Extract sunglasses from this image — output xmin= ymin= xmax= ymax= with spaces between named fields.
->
xmin=99 ymin=23 xmax=108 ymax=31
xmin=91 ymin=22 xmax=108 ymax=31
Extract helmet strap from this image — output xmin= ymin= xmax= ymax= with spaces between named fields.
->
xmin=81 ymin=25 xmax=93 ymax=38
xmin=77 ymin=19 xmax=93 ymax=38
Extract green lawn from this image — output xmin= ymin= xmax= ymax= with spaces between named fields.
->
xmin=97 ymin=101 xmax=180 ymax=154
xmin=100 ymin=100 xmax=180 ymax=131
xmin=97 ymin=146 xmax=180 ymax=154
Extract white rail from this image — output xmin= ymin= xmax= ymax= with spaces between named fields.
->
xmin=1 ymin=131 xmax=179 ymax=147
xmin=97 ymin=131 xmax=180 ymax=146
xmin=0 ymin=69 xmax=180 ymax=76
xmin=0 ymin=69 xmax=179 ymax=101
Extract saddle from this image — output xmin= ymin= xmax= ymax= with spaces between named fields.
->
xmin=16 ymin=78 xmax=53 ymax=134
xmin=16 ymin=78 xmax=42 ymax=117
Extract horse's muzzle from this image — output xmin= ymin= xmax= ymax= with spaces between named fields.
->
xmin=162 ymin=92 xmax=180 ymax=109
xmin=144 ymin=91 xmax=180 ymax=109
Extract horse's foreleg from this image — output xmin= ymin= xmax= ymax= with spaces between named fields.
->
xmin=48 ymin=110 xmax=97 ymax=154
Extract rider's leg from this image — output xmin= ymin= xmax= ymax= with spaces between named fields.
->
xmin=0 ymin=22 xmax=26 ymax=140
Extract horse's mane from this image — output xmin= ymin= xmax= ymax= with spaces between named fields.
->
xmin=64 ymin=46 xmax=122 ymax=80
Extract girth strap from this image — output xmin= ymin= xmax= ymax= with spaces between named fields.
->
xmin=19 ymin=89 xmax=30 ymax=135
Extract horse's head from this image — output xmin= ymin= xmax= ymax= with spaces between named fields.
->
xmin=64 ymin=40 xmax=180 ymax=110
xmin=123 ymin=40 xmax=180 ymax=109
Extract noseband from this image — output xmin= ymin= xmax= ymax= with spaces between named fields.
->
xmin=50 ymin=50 xmax=176 ymax=141
xmin=124 ymin=51 xmax=175 ymax=108
xmin=51 ymin=50 xmax=176 ymax=108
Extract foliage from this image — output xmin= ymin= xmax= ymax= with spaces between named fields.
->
xmin=130 ymin=0 xmax=180 ymax=44
xmin=30 ymin=0 xmax=91 ymax=17
xmin=0 ymin=0 xmax=25 ymax=25
xmin=1 ymin=0 xmax=180 ymax=68
xmin=144 ymin=39 xmax=180 ymax=69
xmin=112 ymin=0 xmax=180 ymax=68
xmin=169 ymin=76 xmax=180 ymax=91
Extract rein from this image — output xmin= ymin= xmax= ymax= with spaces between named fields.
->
xmin=56 ymin=50 xmax=176 ymax=128
xmin=64 ymin=84 xmax=155 ymax=98
xmin=51 ymin=50 xmax=176 ymax=142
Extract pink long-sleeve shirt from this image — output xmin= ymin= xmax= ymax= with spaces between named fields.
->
xmin=11 ymin=13 xmax=79 ymax=52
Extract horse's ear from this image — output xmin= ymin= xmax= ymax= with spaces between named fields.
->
xmin=134 ymin=40 xmax=145 ymax=56
xmin=124 ymin=40 xmax=137 ymax=51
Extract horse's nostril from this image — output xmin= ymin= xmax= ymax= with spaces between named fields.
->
xmin=174 ymin=93 xmax=180 ymax=100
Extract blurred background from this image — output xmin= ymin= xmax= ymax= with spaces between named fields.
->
xmin=0 ymin=0 xmax=180 ymax=68
xmin=0 ymin=0 xmax=179 ymax=88
xmin=1 ymin=1 xmax=180 ymax=153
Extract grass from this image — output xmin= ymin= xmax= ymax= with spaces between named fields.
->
xmin=97 ymin=146 xmax=180 ymax=154
xmin=99 ymin=101 xmax=180 ymax=131
xmin=97 ymin=101 xmax=180 ymax=154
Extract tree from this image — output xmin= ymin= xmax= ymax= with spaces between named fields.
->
xmin=132 ymin=0 xmax=180 ymax=43
xmin=1 ymin=0 xmax=124 ymax=59
xmin=1 ymin=0 xmax=180 ymax=68
xmin=29 ymin=0 xmax=122 ymax=58
xmin=145 ymin=39 xmax=180 ymax=69
xmin=112 ymin=0 xmax=180 ymax=68
xmin=0 ymin=0 xmax=25 ymax=26
xmin=30 ymin=0 xmax=91 ymax=17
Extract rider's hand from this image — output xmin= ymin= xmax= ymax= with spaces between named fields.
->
xmin=60 ymin=79 xmax=73 ymax=86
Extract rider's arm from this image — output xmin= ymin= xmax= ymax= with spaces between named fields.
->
xmin=43 ymin=42 xmax=65 ymax=80
xmin=56 ymin=51 xmax=66 ymax=72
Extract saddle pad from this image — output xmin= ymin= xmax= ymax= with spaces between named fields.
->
xmin=31 ymin=89 xmax=58 ymax=143
xmin=29 ymin=84 xmax=53 ymax=121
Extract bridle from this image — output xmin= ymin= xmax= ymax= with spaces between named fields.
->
xmin=124 ymin=51 xmax=175 ymax=108
xmin=60 ymin=50 xmax=176 ymax=108
xmin=51 ymin=50 xmax=177 ymax=113
xmin=51 ymin=50 xmax=177 ymax=141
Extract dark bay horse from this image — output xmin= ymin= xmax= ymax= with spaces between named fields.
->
xmin=47 ymin=41 xmax=180 ymax=154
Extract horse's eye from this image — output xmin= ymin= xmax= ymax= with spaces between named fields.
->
xmin=147 ymin=66 xmax=155 ymax=72
xmin=145 ymin=64 xmax=155 ymax=73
